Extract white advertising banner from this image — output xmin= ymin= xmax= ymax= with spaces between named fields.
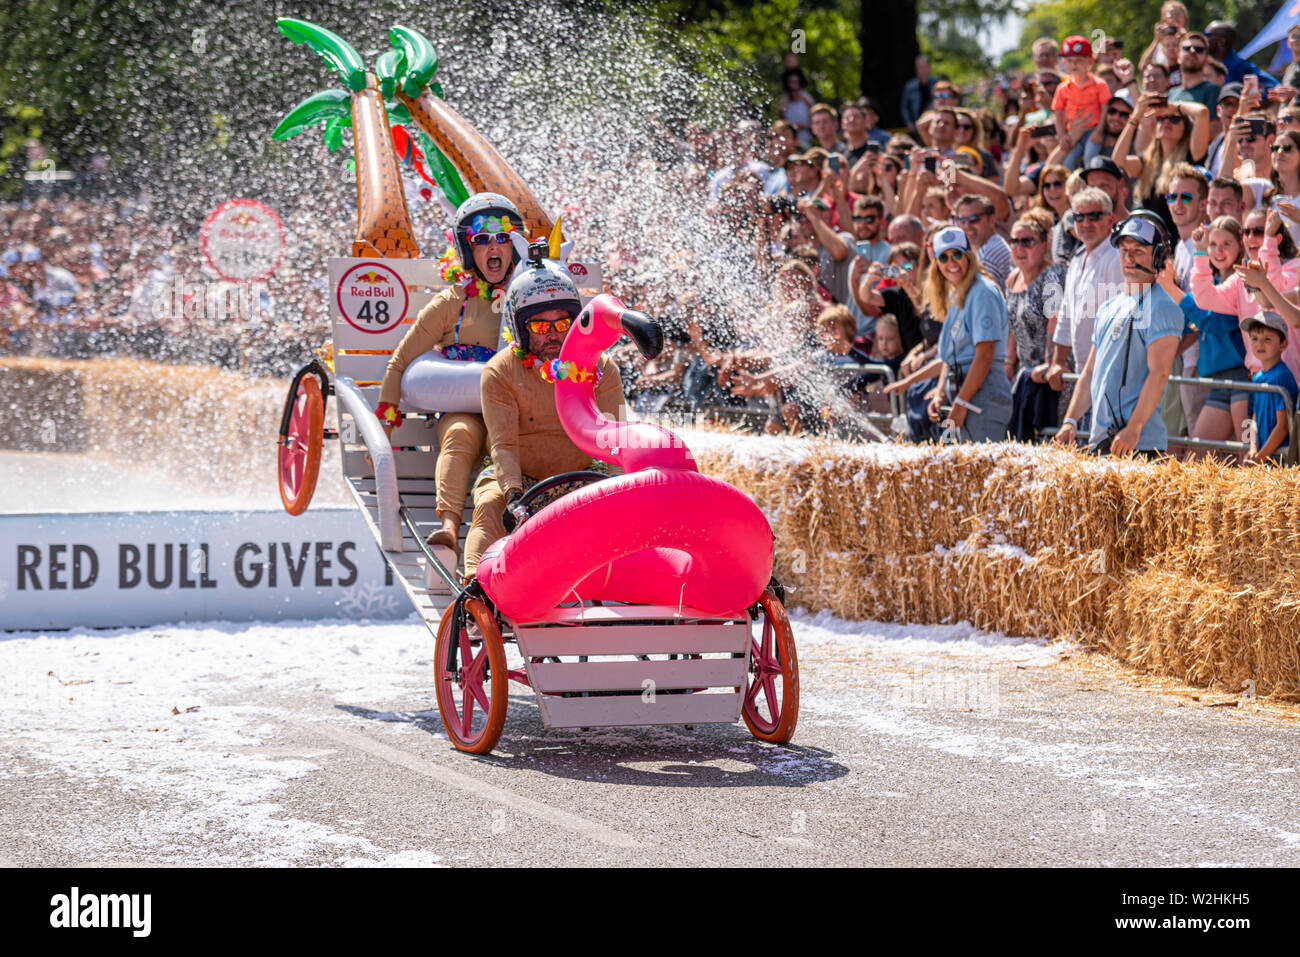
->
xmin=1 ymin=508 xmax=409 ymax=631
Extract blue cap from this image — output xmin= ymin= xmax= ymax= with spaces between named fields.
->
xmin=1114 ymin=216 xmax=1160 ymax=246
xmin=931 ymin=225 xmax=970 ymax=258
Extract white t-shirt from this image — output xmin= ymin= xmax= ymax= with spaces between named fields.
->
xmin=1051 ymin=240 xmax=1126 ymax=369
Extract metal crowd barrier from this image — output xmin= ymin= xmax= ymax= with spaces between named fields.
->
xmin=690 ymin=362 xmax=901 ymax=434
xmin=1043 ymin=371 xmax=1298 ymax=464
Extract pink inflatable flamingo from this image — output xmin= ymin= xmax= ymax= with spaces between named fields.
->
xmin=474 ymin=294 xmax=774 ymax=622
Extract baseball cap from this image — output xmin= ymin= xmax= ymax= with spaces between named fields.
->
xmin=1084 ymin=155 xmax=1124 ymax=181
xmin=931 ymin=226 xmax=970 ymax=258
xmin=1061 ymin=35 xmax=1093 ymax=58
xmin=1112 ymin=215 xmax=1161 ymax=247
xmin=1109 ymin=92 xmax=1134 ymax=109
xmin=1240 ymin=311 xmax=1289 ymax=340
xmin=1218 ymin=82 xmax=1243 ymax=104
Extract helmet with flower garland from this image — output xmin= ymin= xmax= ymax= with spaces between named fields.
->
xmin=453 ymin=193 xmax=524 ymax=281
xmin=503 ymin=243 xmax=583 ymax=354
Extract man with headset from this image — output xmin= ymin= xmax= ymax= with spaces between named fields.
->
xmin=1054 ymin=212 xmax=1185 ymax=457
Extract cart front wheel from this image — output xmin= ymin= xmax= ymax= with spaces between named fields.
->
xmin=435 ymin=598 xmax=508 ymax=754
xmin=278 ymin=374 xmax=324 ymax=515
xmin=742 ymin=589 xmax=799 ymax=744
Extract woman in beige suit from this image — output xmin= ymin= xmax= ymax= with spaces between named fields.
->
xmin=375 ymin=193 xmax=523 ymax=562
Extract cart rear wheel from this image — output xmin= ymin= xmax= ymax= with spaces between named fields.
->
xmin=435 ymin=598 xmax=508 ymax=754
xmin=742 ymin=589 xmax=799 ymax=744
xmin=278 ymin=374 xmax=323 ymax=515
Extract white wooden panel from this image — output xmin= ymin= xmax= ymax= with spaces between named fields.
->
xmin=337 ymin=412 xmax=439 ymax=448
xmin=355 ymin=477 xmax=440 ymax=495
xmin=515 ymin=622 xmax=749 ymax=658
xmin=524 ymin=604 xmax=748 ymax=625
xmin=333 ymin=352 xmax=393 ymax=382
xmin=343 ymin=449 xmax=437 ymax=478
xmin=329 ymin=257 xmax=446 ymax=351
xmin=536 ymin=691 xmax=742 ymax=728
xmin=528 ymin=658 xmax=746 ymax=693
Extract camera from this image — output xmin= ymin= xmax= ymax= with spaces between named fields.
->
xmin=762 ymin=194 xmax=798 ymax=215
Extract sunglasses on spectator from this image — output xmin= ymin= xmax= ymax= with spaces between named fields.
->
xmin=853 ymin=214 xmax=879 ymax=223
xmin=1280 ymin=114 xmax=1300 ymax=126
xmin=1272 ymin=143 xmax=1296 ymax=154
xmin=1108 ymin=107 xmax=1133 ymax=119
xmin=1156 ymin=114 xmax=1185 ymax=126
xmin=1075 ymin=210 xmax=1108 ymax=222
xmin=955 ymin=122 xmax=974 ymax=131
xmin=1181 ymin=44 xmax=1206 ymax=54
xmin=1243 ymin=226 xmax=1267 ymax=236
xmin=955 ymin=213 xmax=987 ymax=224
xmin=935 ymin=90 xmax=958 ymax=100
xmin=469 ymin=232 xmax=513 ymax=246
xmin=1165 ymin=191 xmax=1196 ymax=204
xmin=1009 ymin=236 xmax=1041 ymax=248
xmin=1042 ymin=180 xmax=1066 ymax=190
xmin=936 ymin=249 xmax=968 ymax=264
xmin=1241 ymin=135 xmax=1259 ymax=143
xmin=527 ymin=317 xmax=573 ymax=333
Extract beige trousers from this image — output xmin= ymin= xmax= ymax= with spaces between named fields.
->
xmin=434 ymin=413 xmax=487 ymax=516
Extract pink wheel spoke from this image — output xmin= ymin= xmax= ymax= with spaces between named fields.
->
xmin=465 ymin=660 xmax=491 ymax=713
xmin=460 ymin=693 xmax=475 ymax=738
xmin=762 ymin=675 xmax=779 ymax=719
xmin=745 ymin=673 xmax=764 ymax=708
xmin=761 ymin=617 xmax=773 ymax=662
xmin=458 ymin=629 xmax=473 ymax=672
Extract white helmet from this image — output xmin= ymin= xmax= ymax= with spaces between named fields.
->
xmin=503 ymin=246 xmax=582 ymax=350
xmin=453 ymin=192 xmax=523 ymax=282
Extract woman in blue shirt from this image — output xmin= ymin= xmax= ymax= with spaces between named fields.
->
xmin=925 ymin=226 xmax=1014 ymax=442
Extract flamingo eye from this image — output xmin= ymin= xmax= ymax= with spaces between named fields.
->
xmin=579 ymin=311 xmax=592 ymax=332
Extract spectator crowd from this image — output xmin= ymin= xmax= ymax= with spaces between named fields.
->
xmin=7 ymin=5 xmax=1300 ymax=460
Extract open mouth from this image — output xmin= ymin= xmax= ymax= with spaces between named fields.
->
xmin=486 ymin=253 xmax=503 ymax=272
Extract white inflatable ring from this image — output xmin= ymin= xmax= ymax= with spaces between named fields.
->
xmin=400 ymin=349 xmax=489 ymax=414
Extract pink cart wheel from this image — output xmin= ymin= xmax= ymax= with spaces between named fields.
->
xmin=278 ymin=375 xmax=323 ymax=516
xmin=742 ymin=589 xmax=799 ymax=744
xmin=435 ymin=598 xmax=508 ymax=754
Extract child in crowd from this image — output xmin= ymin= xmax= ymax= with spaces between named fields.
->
xmin=1240 ymin=311 xmax=1298 ymax=463
xmin=1054 ymin=36 xmax=1110 ymax=169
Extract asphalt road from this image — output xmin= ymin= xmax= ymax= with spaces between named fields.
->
xmin=2 ymin=613 xmax=1298 ymax=867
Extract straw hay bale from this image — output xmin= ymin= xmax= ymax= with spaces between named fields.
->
xmin=1107 ymin=564 xmax=1300 ymax=701
xmin=2 ymin=356 xmax=285 ymax=500
xmin=693 ymin=429 xmax=1300 ymax=699
xmin=0 ymin=357 xmax=87 ymax=451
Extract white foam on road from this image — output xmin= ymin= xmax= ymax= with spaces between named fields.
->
xmin=789 ymin=608 xmax=1061 ymax=666
xmin=0 ymin=615 xmax=440 ymax=866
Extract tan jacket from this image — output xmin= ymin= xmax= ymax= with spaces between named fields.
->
xmin=481 ymin=350 xmax=624 ymax=495
xmin=378 ymin=288 xmax=501 ymax=407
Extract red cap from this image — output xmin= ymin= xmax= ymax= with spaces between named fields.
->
xmin=1061 ymin=35 xmax=1093 ymax=58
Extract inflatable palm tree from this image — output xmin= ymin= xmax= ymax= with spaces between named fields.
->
xmin=271 ymin=19 xmax=554 ymax=258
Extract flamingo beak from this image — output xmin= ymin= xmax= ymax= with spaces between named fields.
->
xmin=620 ymin=310 xmax=663 ymax=359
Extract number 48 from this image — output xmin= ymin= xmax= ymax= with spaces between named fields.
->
xmin=356 ymin=300 xmax=390 ymax=323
